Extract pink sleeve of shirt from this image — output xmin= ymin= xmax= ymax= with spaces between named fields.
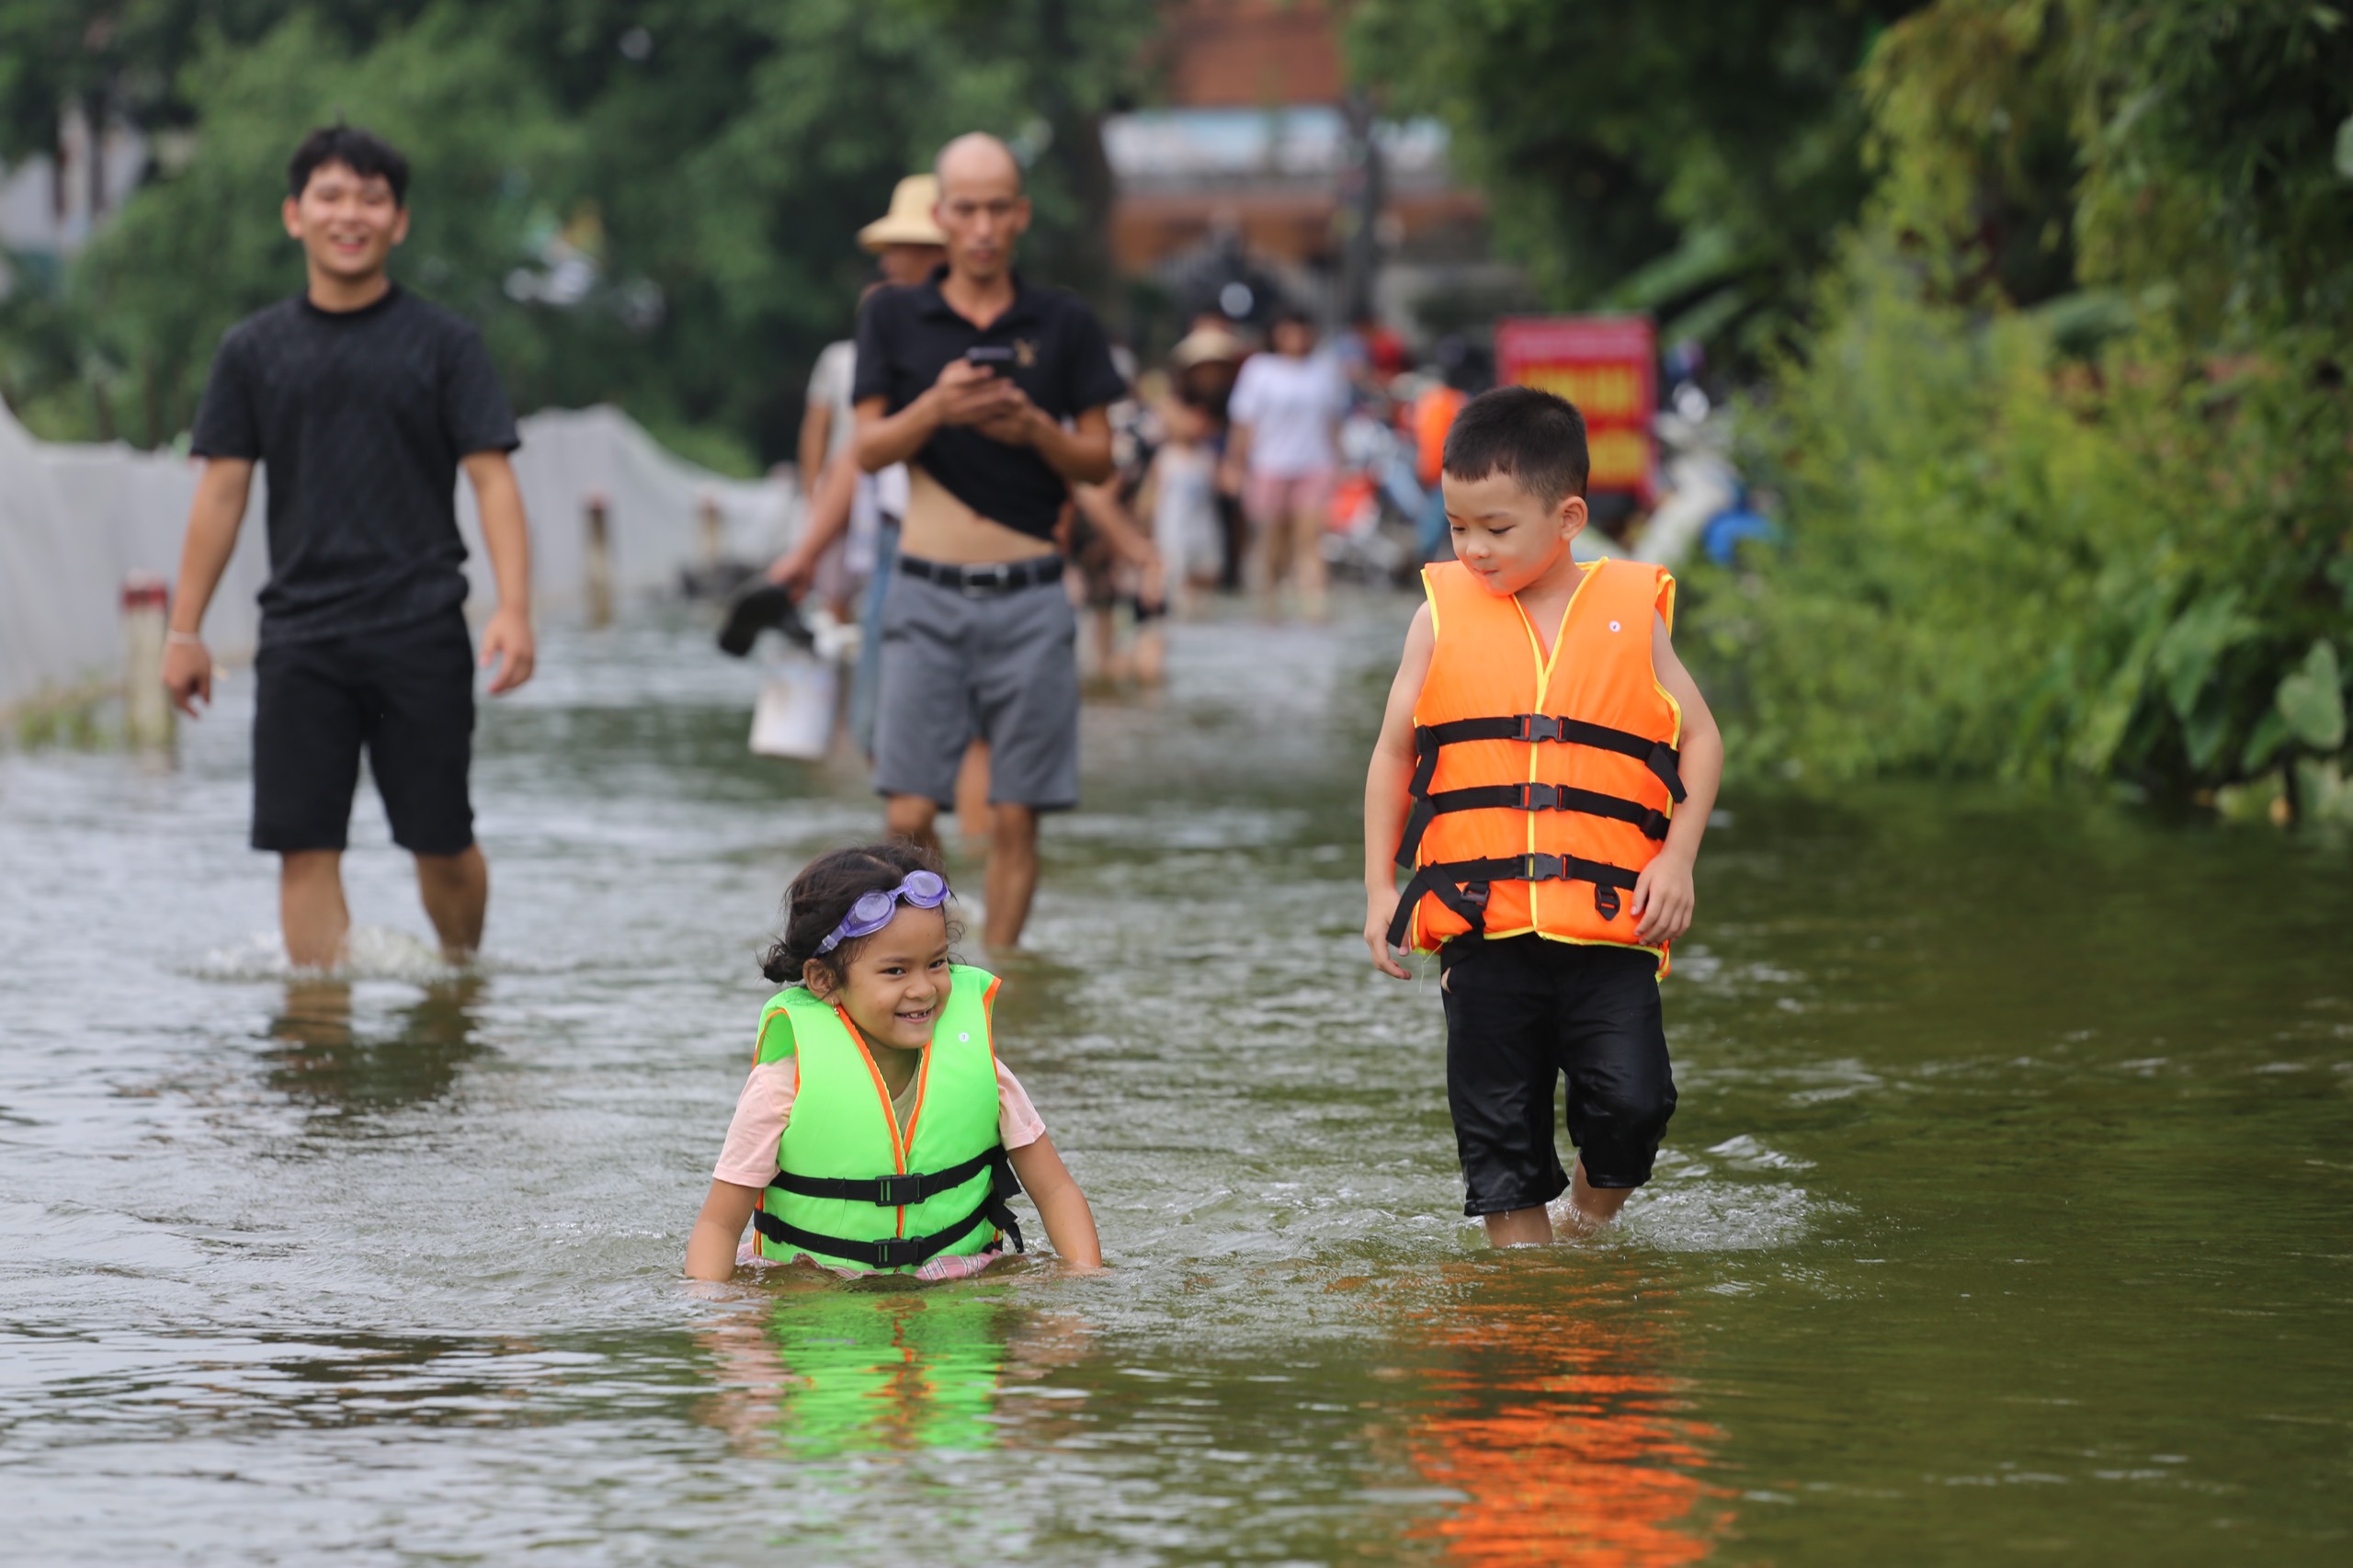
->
xmin=712 ymin=1059 xmax=798 ymax=1187
xmin=996 ymin=1060 xmax=1047 ymax=1150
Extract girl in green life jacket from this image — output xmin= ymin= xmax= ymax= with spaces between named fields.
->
xmin=685 ymin=840 xmax=1102 ymax=1281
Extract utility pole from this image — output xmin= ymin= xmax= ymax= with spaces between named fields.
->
xmin=1336 ymin=88 xmax=1384 ymax=324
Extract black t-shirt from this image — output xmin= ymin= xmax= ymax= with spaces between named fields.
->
xmin=191 ymin=285 xmax=520 ymax=644
xmin=852 ymin=267 xmax=1126 ymax=540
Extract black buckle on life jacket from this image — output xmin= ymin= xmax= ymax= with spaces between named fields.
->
xmin=1594 ymin=883 xmax=1622 ymax=920
xmin=870 ymin=1236 xmax=922 ymax=1270
xmin=1517 ymin=714 xmax=1569 ymax=744
xmin=873 ymin=1172 xmax=920 ymax=1208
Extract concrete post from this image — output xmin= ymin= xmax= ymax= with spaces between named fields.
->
xmin=585 ymin=491 xmax=613 ymax=629
xmin=121 ymin=574 xmax=172 ymax=748
xmin=698 ymin=494 xmax=723 ymax=569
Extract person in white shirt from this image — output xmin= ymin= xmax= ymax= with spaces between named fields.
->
xmin=1222 ymin=307 xmax=1349 ymax=619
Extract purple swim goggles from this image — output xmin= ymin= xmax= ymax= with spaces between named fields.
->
xmin=814 ymin=869 xmax=950 ymax=955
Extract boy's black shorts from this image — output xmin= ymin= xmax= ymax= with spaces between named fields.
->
xmin=1439 ymin=935 xmax=1677 ymax=1214
xmin=251 ymin=610 xmax=476 ymax=857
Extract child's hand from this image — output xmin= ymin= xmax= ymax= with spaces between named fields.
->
xmin=1631 ymin=851 xmax=1696 ymax=946
xmin=1364 ymin=885 xmax=1410 ymax=979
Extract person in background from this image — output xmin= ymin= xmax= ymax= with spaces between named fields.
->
xmin=161 ymin=124 xmax=533 ymax=970
xmin=778 ymin=177 xmax=948 ymax=759
xmin=1333 ymin=307 xmax=1408 ymax=396
xmin=1224 ymin=305 xmax=1348 ymax=619
xmin=768 ymin=133 xmax=1154 ymax=948
xmin=1069 ymin=347 xmax=1164 ymax=683
xmin=1167 ymin=320 xmax=1249 ymax=591
xmin=1408 ymin=371 xmax=1469 ymax=562
xmin=1134 ymin=390 xmax=1224 ymax=657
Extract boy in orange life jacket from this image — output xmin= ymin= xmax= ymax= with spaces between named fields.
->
xmin=1360 ymin=386 xmax=1724 ymax=1244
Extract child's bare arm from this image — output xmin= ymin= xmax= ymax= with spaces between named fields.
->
xmin=1008 ymin=1134 xmax=1103 ymax=1269
xmin=685 ymin=1179 xmax=761 ymax=1280
xmin=1363 ymin=604 xmax=1436 ymax=978
xmin=1632 ymin=614 xmax=1723 ymax=946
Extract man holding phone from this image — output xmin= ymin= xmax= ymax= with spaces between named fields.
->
xmin=772 ymin=131 xmax=1153 ymax=948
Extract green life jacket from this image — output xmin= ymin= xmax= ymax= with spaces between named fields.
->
xmin=751 ymin=964 xmax=1021 ymax=1274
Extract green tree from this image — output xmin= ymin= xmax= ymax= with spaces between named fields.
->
xmin=3 ymin=0 xmax=1155 ymax=461
xmin=1348 ymin=0 xmax=1926 ymax=353
xmin=1704 ymin=0 xmax=2353 ymax=812
xmin=63 ymin=6 xmax=576 ymax=448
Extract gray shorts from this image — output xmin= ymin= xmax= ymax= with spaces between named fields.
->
xmin=872 ymin=567 xmax=1080 ymax=810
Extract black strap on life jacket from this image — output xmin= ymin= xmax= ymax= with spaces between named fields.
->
xmin=1393 ymin=717 xmax=1686 ymax=869
xmin=1384 ymin=851 xmax=1644 ymax=951
xmin=756 ymin=1145 xmax=1026 ymax=1270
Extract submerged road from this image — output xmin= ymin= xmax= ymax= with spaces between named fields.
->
xmin=2 ymin=600 xmax=2349 ymax=1563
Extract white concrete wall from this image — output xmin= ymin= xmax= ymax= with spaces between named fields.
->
xmin=0 ymin=402 xmax=795 ymax=713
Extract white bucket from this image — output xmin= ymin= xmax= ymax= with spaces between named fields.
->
xmin=748 ymin=647 xmax=838 ymax=760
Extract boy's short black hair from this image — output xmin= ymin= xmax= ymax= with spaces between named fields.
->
xmin=1441 ymin=384 xmax=1589 ymax=506
xmin=287 ymin=123 xmax=409 ymax=207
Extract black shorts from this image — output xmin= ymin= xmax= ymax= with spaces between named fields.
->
xmin=1439 ymin=936 xmax=1677 ymax=1212
xmin=251 ymin=611 xmax=476 ymax=856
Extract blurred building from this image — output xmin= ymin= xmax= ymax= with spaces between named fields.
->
xmin=1108 ymin=0 xmax=1529 ymax=346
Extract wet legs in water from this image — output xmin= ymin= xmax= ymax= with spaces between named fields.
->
xmin=1483 ymin=1159 xmax=1632 ymax=1245
xmin=1250 ymin=497 xmax=1327 ymax=620
xmin=885 ymin=792 xmax=1038 ymax=949
xmin=279 ymin=845 xmax=488 ymax=968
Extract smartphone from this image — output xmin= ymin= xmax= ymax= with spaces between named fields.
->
xmin=964 ymin=345 xmax=1017 ymax=375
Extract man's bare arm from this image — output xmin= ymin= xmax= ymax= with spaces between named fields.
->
xmin=160 ymin=459 xmax=255 ymax=716
xmin=796 ymin=398 xmax=831 ymax=503
xmin=768 ymin=443 xmax=860 ymax=591
xmin=856 ymin=360 xmax=1022 ymax=473
xmin=463 ymin=449 xmax=536 ymax=695
xmin=1070 ymin=480 xmax=1157 ymax=572
xmin=1006 ymin=403 xmax=1115 ymax=486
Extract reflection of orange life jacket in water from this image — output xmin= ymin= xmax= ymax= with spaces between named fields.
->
xmin=1390 ymin=559 xmax=1686 ymax=971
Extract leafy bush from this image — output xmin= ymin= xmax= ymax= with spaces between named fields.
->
xmin=1698 ymin=238 xmax=2351 ymax=812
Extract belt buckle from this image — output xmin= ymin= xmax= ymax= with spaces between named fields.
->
xmin=1518 ymin=714 xmax=1565 ymax=744
xmin=960 ymin=562 xmax=1013 ymax=597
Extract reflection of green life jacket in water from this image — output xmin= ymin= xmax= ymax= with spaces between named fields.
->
xmin=765 ymin=1292 xmax=1011 ymax=1456
xmin=752 ymin=965 xmax=1022 ymax=1274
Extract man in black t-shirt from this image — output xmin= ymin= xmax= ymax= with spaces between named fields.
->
xmin=772 ymin=132 xmax=1156 ymax=949
xmin=163 ymin=125 xmax=535 ymax=969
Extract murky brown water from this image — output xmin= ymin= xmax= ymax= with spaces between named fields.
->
xmin=3 ymin=600 xmax=2349 ymax=1563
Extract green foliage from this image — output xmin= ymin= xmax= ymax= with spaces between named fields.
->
xmin=1709 ymin=237 xmax=2352 ymax=799
xmin=63 ymin=6 xmax=577 ymax=447
xmin=1 ymin=0 xmax=1153 ymax=459
xmin=1677 ymin=0 xmax=2353 ymax=816
xmin=1347 ymin=0 xmax=1924 ymax=354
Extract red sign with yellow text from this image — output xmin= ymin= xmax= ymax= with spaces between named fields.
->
xmin=1495 ymin=315 xmax=1657 ymax=498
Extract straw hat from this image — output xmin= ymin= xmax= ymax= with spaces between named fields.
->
xmin=858 ymin=175 xmax=948 ymax=252
xmin=1169 ymin=323 xmax=1249 ymax=369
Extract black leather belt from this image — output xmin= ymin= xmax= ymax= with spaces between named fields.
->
xmin=898 ymin=553 xmax=1064 ymax=595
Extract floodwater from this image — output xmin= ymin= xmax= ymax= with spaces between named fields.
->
xmin=3 ymin=599 xmax=2350 ymax=1565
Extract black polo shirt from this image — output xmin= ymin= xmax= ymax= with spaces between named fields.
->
xmin=852 ymin=267 xmax=1125 ymax=540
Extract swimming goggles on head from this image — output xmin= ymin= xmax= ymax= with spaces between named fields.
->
xmin=814 ymin=869 xmax=950 ymax=954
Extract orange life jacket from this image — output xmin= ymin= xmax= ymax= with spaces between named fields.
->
xmin=1413 ymin=386 xmax=1466 ymax=487
xmin=1389 ymin=557 xmax=1686 ymax=971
